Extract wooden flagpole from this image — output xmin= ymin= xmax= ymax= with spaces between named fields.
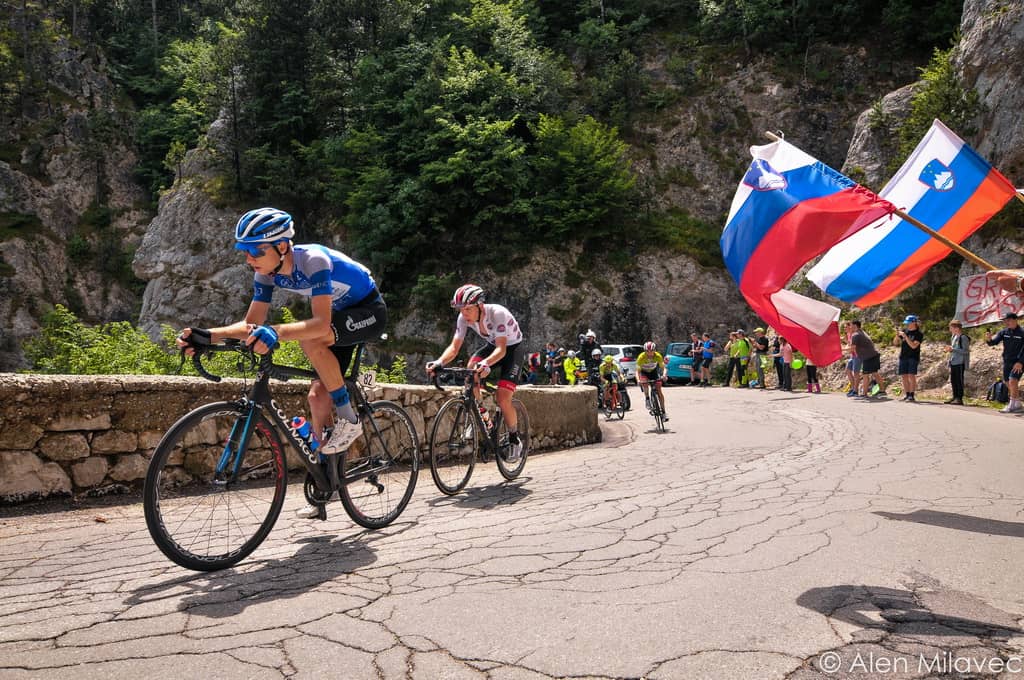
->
xmin=764 ymin=131 xmax=996 ymax=271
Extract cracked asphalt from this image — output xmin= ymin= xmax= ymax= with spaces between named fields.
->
xmin=2 ymin=386 xmax=1024 ymax=679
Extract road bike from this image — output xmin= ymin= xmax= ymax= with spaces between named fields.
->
xmin=143 ymin=339 xmax=419 ymax=571
xmin=601 ymin=379 xmax=626 ymax=420
xmin=641 ymin=377 xmax=667 ymax=433
xmin=591 ymin=373 xmax=632 ymax=412
xmin=427 ymin=367 xmax=529 ymax=495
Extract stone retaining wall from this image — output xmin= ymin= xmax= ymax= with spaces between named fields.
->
xmin=0 ymin=375 xmax=600 ymax=504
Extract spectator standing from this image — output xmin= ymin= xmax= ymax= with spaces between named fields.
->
xmin=771 ymin=334 xmax=784 ymax=388
xmin=563 ymin=350 xmax=582 ymax=385
xmin=893 ymin=314 xmax=924 ymax=402
xmin=734 ymin=330 xmax=751 ymax=388
xmin=772 ymin=336 xmax=793 ymax=391
xmin=689 ymin=332 xmax=702 ymax=385
xmin=805 ymin=357 xmax=819 ymax=393
xmin=544 ymin=342 xmax=559 ymax=384
xmin=699 ymin=333 xmax=716 ymax=386
xmin=752 ymin=327 xmax=769 ymax=390
xmin=984 ymin=312 xmax=1024 ymax=413
xmin=723 ymin=332 xmax=737 ymax=386
xmin=552 ymin=347 xmax=567 ymax=385
xmin=849 ymin=320 xmax=886 ymax=398
xmin=944 ymin=320 xmax=970 ymax=405
xmin=843 ymin=321 xmax=862 ymax=397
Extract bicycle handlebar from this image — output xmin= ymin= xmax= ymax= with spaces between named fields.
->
xmin=180 ymin=339 xmax=253 ymax=383
xmin=430 ymin=366 xmax=487 ymax=391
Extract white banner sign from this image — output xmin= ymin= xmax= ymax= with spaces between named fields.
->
xmin=955 ymin=274 xmax=1024 ymax=327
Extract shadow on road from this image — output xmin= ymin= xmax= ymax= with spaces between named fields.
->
xmin=425 ymin=478 xmax=533 ymax=509
xmin=797 ymin=584 xmax=1022 ymax=639
xmin=874 ymin=509 xmax=1024 ymax=538
xmin=126 ymin=522 xmax=417 ymax=617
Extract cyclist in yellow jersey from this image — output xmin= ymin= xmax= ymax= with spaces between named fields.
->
xmin=636 ymin=341 xmax=669 ymax=420
xmin=598 ymin=354 xmax=622 ymax=407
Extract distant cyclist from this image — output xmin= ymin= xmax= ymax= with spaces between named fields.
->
xmin=598 ymin=355 xmax=623 ymax=408
xmin=635 ymin=341 xmax=669 ymax=420
xmin=425 ymin=285 xmax=525 ymax=462
xmin=175 ymin=208 xmax=387 ymax=519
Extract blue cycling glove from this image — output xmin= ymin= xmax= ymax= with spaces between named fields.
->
xmin=249 ymin=325 xmax=279 ymax=351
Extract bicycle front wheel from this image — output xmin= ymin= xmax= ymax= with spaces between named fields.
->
xmin=615 ymin=392 xmax=626 ymax=420
xmin=143 ymin=401 xmax=287 ymax=571
xmin=429 ymin=398 xmax=477 ymax=495
xmin=651 ymin=391 xmax=665 ymax=433
xmin=496 ymin=399 xmax=529 ymax=480
xmin=340 ymin=400 xmax=420 ymax=529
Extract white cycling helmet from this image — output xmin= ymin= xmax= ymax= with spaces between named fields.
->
xmin=591 ymin=348 xmax=601 ymax=357
xmin=644 ymin=341 xmax=656 ymax=352
xmin=451 ymin=284 xmax=485 ymax=308
xmin=567 ymin=350 xmax=576 ymax=358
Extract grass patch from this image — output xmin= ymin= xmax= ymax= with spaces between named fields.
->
xmin=564 ymin=269 xmax=585 ymax=288
xmin=0 ymin=212 xmax=44 ymax=241
xmin=645 ymin=207 xmax=723 ymax=268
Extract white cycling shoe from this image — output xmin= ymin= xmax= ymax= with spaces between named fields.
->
xmin=321 ymin=418 xmax=362 ymax=454
xmin=295 ymin=504 xmax=321 ymax=519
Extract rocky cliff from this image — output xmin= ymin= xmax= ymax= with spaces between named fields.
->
xmin=0 ymin=35 xmax=149 ymax=369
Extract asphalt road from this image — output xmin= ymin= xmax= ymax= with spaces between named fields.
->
xmin=2 ymin=385 xmax=1023 ymax=679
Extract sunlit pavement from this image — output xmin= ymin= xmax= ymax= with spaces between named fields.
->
xmin=2 ymin=385 xmax=1023 ymax=679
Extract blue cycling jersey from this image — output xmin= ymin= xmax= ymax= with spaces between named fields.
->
xmin=252 ymin=244 xmax=376 ymax=310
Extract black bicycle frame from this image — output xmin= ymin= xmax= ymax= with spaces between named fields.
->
xmin=435 ymin=368 xmax=505 ymax=455
xmin=197 ymin=341 xmax=380 ymax=497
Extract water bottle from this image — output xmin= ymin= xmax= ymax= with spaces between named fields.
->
xmin=478 ymin=406 xmax=492 ymax=433
xmin=291 ymin=416 xmax=320 ymax=453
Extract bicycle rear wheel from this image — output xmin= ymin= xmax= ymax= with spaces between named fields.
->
xmin=429 ymin=398 xmax=477 ymax=495
xmin=496 ymin=399 xmax=529 ymax=480
xmin=339 ymin=400 xmax=419 ymax=529
xmin=143 ymin=401 xmax=287 ymax=571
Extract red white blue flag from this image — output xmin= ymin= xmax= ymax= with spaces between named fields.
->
xmin=807 ymin=119 xmax=1018 ymax=307
xmin=721 ymin=138 xmax=893 ymax=365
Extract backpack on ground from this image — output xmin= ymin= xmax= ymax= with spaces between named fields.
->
xmin=987 ymin=379 xmax=1009 ymax=403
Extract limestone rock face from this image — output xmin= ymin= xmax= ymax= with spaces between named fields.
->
xmin=0 ymin=35 xmax=149 ymax=370
xmin=131 ymin=143 xmax=246 ymax=338
xmin=956 ymin=0 xmax=1024 ymax=179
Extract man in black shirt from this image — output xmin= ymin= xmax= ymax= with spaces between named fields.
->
xmin=985 ymin=312 xmax=1024 ymax=413
xmin=893 ymin=314 xmax=924 ymax=402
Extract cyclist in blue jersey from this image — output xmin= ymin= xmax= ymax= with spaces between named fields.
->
xmin=176 ymin=208 xmax=387 ymax=475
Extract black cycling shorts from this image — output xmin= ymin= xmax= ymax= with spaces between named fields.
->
xmin=638 ymin=367 xmax=664 ymax=382
xmin=328 ymin=290 xmax=388 ymax=378
xmin=472 ymin=342 xmax=525 ymax=389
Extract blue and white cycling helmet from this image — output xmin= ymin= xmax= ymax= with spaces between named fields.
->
xmin=903 ymin=314 xmax=919 ymax=324
xmin=234 ymin=208 xmax=294 ymax=250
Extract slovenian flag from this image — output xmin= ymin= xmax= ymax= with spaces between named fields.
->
xmin=807 ymin=119 xmax=1018 ymax=307
xmin=722 ymin=138 xmax=893 ymax=365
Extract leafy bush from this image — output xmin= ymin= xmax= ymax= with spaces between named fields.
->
xmin=23 ymin=305 xmax=408 ymax=383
